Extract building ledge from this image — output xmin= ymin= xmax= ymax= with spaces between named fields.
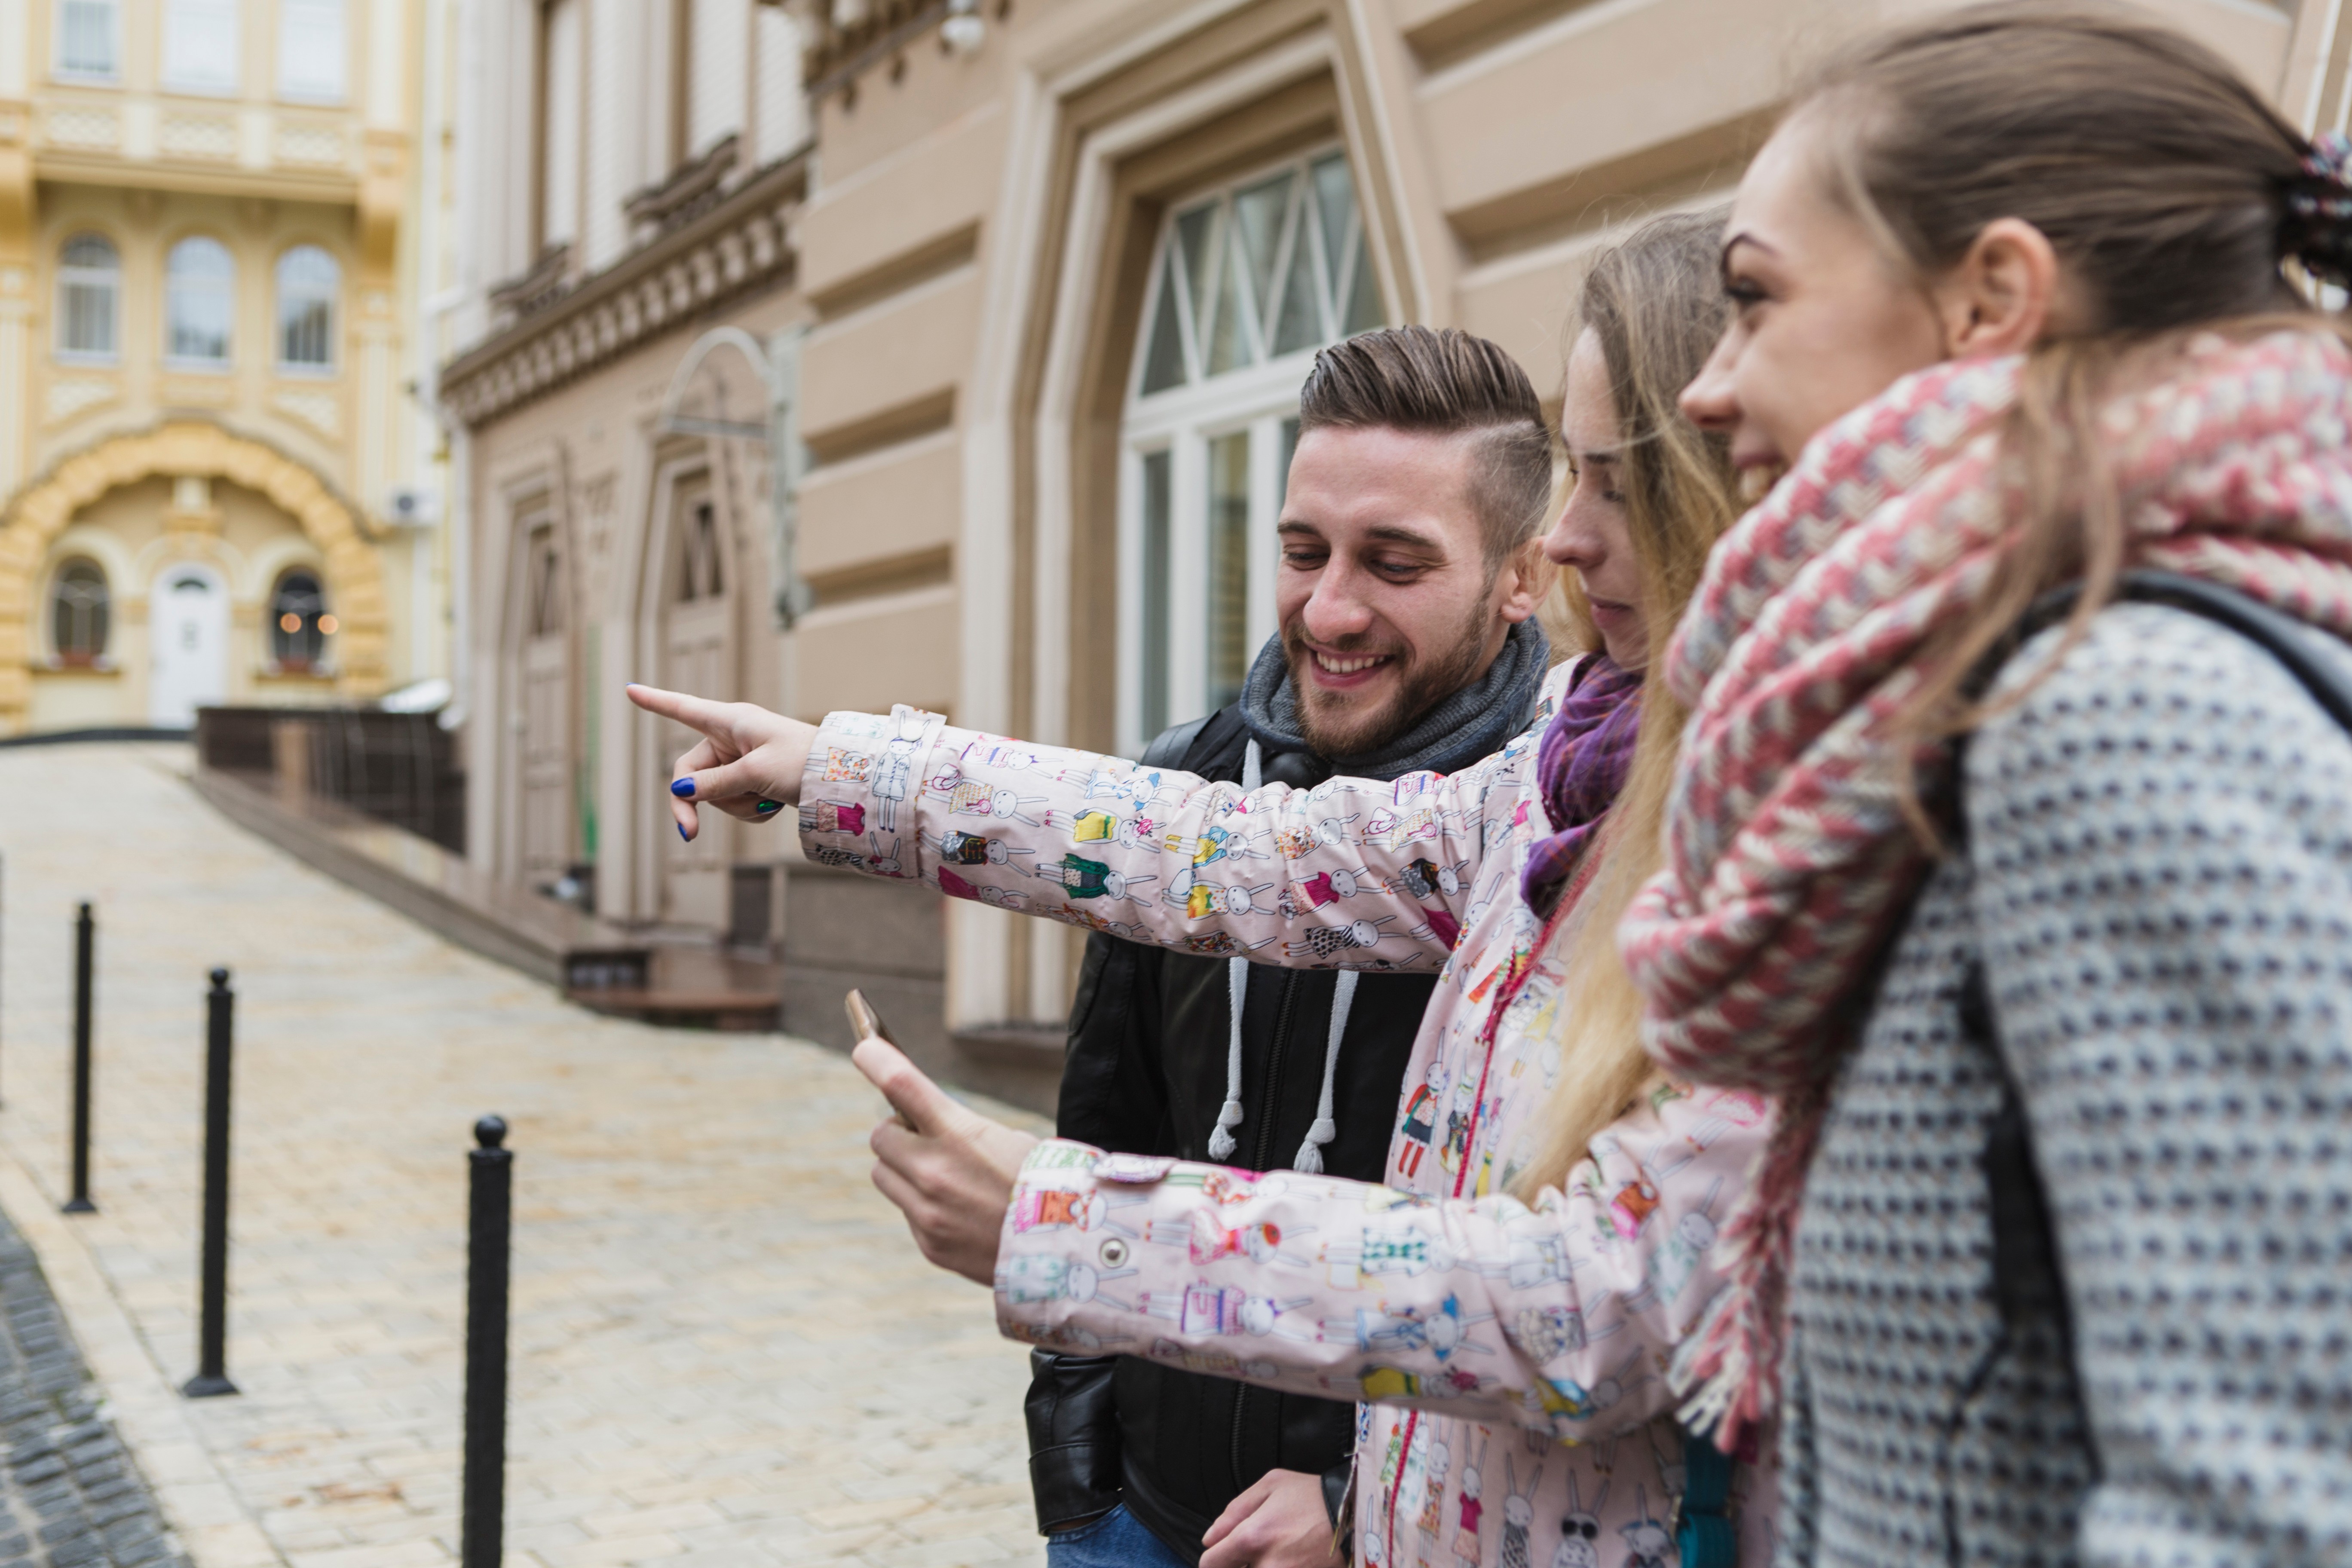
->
xmin=441 ymin=148 xmax=811 ymax=430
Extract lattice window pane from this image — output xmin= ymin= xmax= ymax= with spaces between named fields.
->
xmin=1139 ymin=253 xmax=1188 ymax=395
xmin=1232 ymin=171 xmax=1293 ymax=338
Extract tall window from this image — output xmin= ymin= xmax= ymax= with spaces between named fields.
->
xmin=276 ymin=246 xmax=338 ymax=369
xmin=56 ymin=0 xmax=118 ymax=80
xmin=683 ymin=0 xmax=748 ymax=160
xmin=51 ymin=559 xmax=109 ymax=665
xmin=277 ymin=0 xmax=346 ymax=101
xmin=162 ymin=0 xmax=239 ymax=94
xmin=56 ymin=234 xmax=119 ymax=362
xmin=678 ymin=502 xmax=723 ymax=603
xmin=1118 ymin=150 xmax=1384 ymax=752
xmin=527 ymin=524 xmax=563 ymax=636
xmin=165 ymin=237 xmax=234 ymax=366
xmin=537 ymin=0 xmax=582 ymax=249
xmin=270 ymin=570 xmax=330 ymax=670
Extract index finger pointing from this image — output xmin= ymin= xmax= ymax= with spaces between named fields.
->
xmin=625 ymin=683 xmax=736 ymax=739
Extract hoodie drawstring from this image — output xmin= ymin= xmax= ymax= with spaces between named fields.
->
xmin=1208 ymin=740 xmax=1357 ymax=1170
xmin=1292 ymin=968 xmax=1356 ymax=1173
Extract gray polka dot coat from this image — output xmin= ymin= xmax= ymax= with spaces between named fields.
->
xmin=1776 ymin=604 xmax=2352 ymax=1568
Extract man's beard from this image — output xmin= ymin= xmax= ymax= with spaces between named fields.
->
xmin=1284 ymin=600 xmax=1497 ymax=761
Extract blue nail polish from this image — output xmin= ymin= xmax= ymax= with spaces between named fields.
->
xmin=755 ymin=799 xmax=782 ymax=815
xmin=677 ymin=823 xmax=690 ymax=842
xmin=670 ymin=778 xmax=695 ymax=798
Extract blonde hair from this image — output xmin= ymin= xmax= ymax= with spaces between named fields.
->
xmin=1511 ymin=210 xmax=1740 ymax=1199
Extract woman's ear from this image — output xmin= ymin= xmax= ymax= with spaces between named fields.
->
xmin=1934 ymin=217 xmax=2063 ymax=358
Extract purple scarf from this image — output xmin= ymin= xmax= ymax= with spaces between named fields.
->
xmin=1519 ymin=656 xmax=1643 ymax=915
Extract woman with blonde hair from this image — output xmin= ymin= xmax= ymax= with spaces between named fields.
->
xmin=634 ymin=211 xmax=1767 ymax=1567
xmin=1629 ymin=5 xmax=2352 ymax=1562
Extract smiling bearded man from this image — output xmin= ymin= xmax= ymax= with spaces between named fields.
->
xmin=1032 ymin=325 xmax=1557 ymax=1568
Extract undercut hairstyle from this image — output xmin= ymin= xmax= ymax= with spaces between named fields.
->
xmin=1294 ymin=325 xmax=1554 ymax=570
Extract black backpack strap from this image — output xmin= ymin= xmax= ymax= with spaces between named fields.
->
xmin=1140 ymin=714 xmax=1212 ymax=769
xmin=1970 ymin=569 xmax=2352 ymax=1338
xmin=2020 ymin=568 xmax=2352 ymax=731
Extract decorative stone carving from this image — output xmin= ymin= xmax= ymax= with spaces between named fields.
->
xmin=43 ymin=380 xmax=116 ymax=426
xmin=443 ymin=154 xmax=806 ymax=429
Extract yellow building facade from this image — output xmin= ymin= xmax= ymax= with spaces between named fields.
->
xmin=0 ymin=0 xmax=441 ymax=735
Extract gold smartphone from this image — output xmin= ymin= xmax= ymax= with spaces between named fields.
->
xmin=845 ymin=988 xmax=896 ymax=1044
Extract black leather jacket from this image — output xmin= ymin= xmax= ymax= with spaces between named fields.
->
xmin=1026 ymin=706 xmax=1438 ymax=1563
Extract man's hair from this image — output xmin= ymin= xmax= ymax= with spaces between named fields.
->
xmin=1294 ymin=325 xmax=1554 ymax=568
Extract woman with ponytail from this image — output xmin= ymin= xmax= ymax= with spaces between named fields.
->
xmin=1631 ymin=5 xmax=2352 ymax=1563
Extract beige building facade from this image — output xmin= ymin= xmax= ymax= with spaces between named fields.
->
xmin=443 ymin=0 xmax=2325 ymax=1081
xmin=0 ymin=0 xmax=450 ymax=735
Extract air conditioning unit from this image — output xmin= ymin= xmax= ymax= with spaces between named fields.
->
xmin=385 ymin=486 xmax=442 ymax=527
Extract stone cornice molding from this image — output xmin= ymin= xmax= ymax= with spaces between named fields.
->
xmin=442 ymin=152 xmax=811 ymax=431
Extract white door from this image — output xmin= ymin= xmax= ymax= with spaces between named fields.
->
xmin=660 ymin=494 xmax=734 ymax=928
xmin=149 ymin=564 xmax=228 ymax=726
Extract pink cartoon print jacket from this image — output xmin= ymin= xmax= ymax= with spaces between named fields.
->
xmin=798 ymin=662 xmax=1776 ymax=1568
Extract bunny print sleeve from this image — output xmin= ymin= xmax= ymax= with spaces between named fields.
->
xmin=793 ymin=700 xmax=1550 ymax=971
xmin=993 ymin=1081 xmax=1767 ymax=1442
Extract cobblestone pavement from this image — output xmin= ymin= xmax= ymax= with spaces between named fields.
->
xmin=0 ymin=1197 xmax=186 ymax=1568
xmin=0 ymin=744 xmax=1050 ymax=1568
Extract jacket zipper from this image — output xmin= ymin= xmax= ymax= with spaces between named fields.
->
xmin=1231 ymin=970 xmax=1301 ymax=1487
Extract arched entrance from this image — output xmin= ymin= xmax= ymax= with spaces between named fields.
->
xmin=0 ymin=421 xmax=391 ymax=731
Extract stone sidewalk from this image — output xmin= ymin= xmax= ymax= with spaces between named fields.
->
xmin=0 ymin=743 xmax=1049 ymax=1568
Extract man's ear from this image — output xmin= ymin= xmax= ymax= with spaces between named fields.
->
xmin=1933 ymin=217 xmax=2063 ymax=358
xmin=1495 ymin=536 xmax=1552 ymax=625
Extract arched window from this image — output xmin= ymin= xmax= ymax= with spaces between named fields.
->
xmin=165 ymin=237 xmax=234 ymax=366
xmin=270 ymin=570 xmax=332 ymax=671
xmin=51 ymin=558 xmax=109 ymax=665
xmin=56 ymin=233 xmax=119 ymax=361
xmin=1118 ymin=149 xmax=1385 ymax=751
xmin=276 ymin=246 xmax=338 ymax=370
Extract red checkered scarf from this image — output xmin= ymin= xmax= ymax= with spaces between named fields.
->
xmin=1621 ymin=329 xmax=2352 ymax=1452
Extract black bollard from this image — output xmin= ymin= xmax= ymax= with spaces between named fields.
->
xmin=184 ymin=968 xmax=237 ymax=1398
xmin=462 ymin=1115 xmax=512 ymax=1568
xmin=63 ymin=903 xmax=93 ymax=1215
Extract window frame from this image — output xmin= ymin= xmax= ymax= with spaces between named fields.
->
xmin=159 ymin=0 xmax=241 ymax=96
xmin=54 ymin=0 xmax=121 ymax=84
xmin=267 ymin=567 xmax=330 ymax=673
xmin=49 ymin=556 xmax=112 ymax=668
xmin=273 ymin=244 xmax=340 ymax=374
xmin=1114 ymin=145 xmax=1382 ymax=756
xmin=54 ymin=231 xmax=121 ymax=365
xmin=163 ymin=234 xmax=236 ymax=371
xmin=276 ymin=0 xmax=347 ymax=104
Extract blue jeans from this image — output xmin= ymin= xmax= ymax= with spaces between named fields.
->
xmin=1046 ymin=1504 xmax=1192 ymax=1568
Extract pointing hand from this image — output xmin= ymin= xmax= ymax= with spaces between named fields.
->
xmin=625 ymin=684 xmax=818 ymax=839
